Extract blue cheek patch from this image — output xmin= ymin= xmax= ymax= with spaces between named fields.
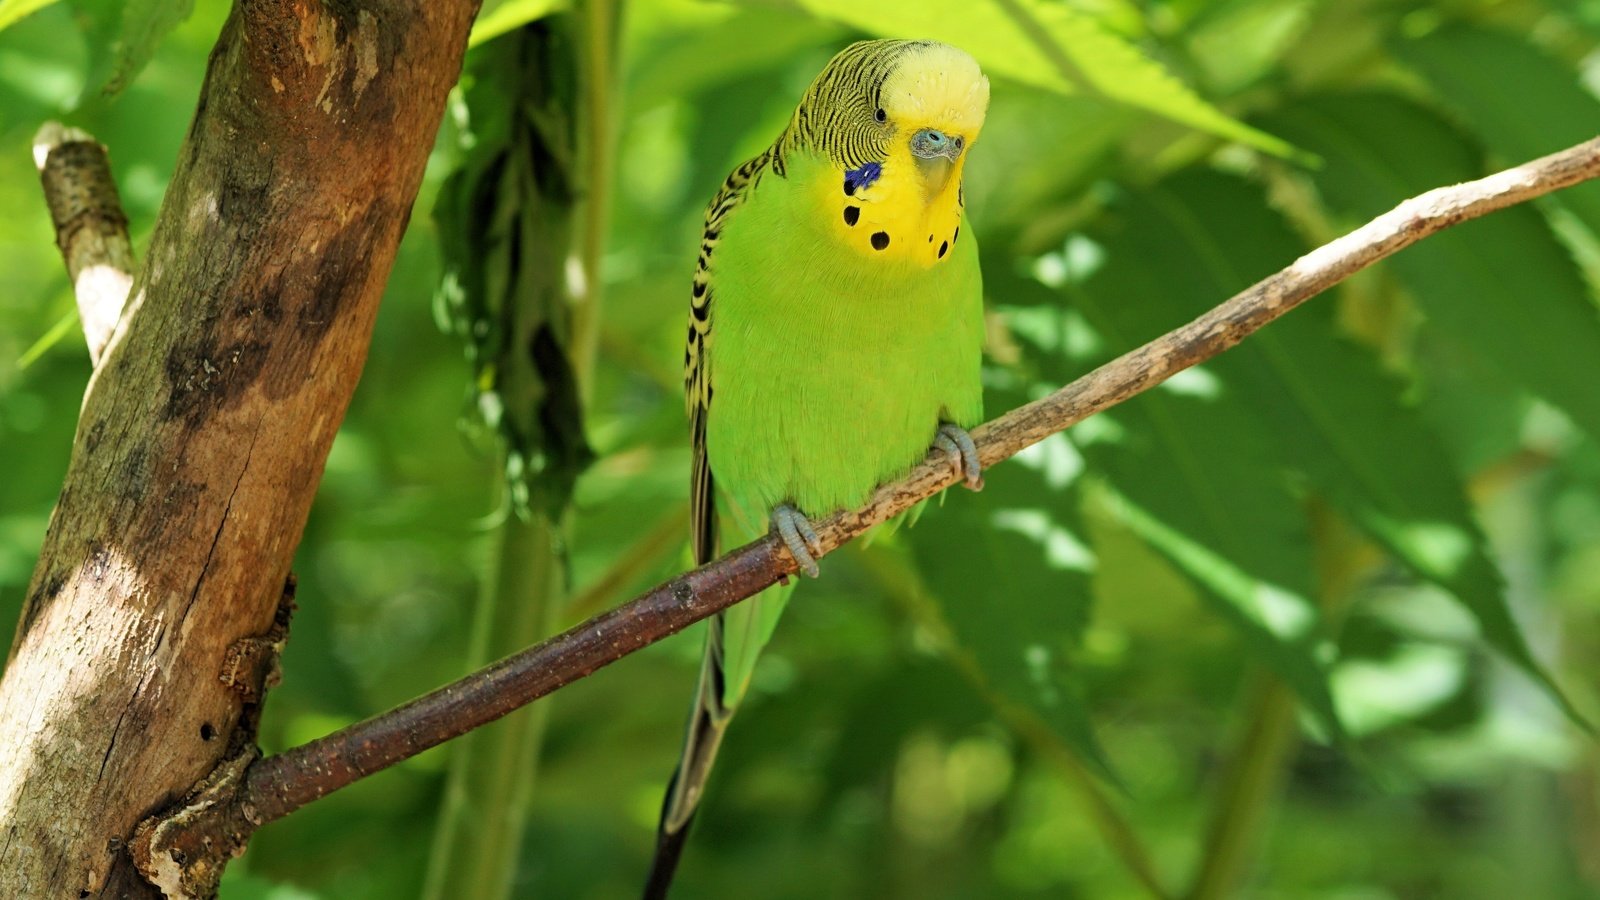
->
xmin=843 ymin=161 xmax=883 ymax=196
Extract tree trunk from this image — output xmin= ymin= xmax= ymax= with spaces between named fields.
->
xmin=0 ymin=2 xmax=477 ymax=897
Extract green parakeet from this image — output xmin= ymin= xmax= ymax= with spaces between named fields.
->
xmin=647 ymin=39 xmax=990 ymax=896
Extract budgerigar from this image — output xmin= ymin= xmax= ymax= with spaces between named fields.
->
xmin=648 ymin=39 xmax=990 ymax=897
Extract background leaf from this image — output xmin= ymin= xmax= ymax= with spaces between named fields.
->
xmin=1397 ymin=23 xmax=1600 ymax=243
xmin=470 ymin=0 xmax=568 ymax=47
xmin=761 ymin=0 xmax=1296 ymax=155
xmin=993 ymin=199 xmax=1340 ymax=737
xmin=1092 ymin=170 xmax=1574 ymax=720
xmin=1262 ymin=93 xmax=1600 ymax=446
xmin=0 ymin=0 xmax=59 ymax=34
xmin=910 ymin=459 xmax=1114 ymax=779
xmin=68 ymin=0 xmax=197 ymax=98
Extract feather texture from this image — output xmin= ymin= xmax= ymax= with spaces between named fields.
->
xmin=650 ymin=39 xmax=989 ymax=898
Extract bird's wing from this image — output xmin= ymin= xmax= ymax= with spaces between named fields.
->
xmin=685 ymin=147 xmax=775 ymax=568
xmin=648 ymin=147 xmax=780 ymax=900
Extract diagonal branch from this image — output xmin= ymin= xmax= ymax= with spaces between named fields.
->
xmin=141 ymin=135 xmax=1600 ymax=879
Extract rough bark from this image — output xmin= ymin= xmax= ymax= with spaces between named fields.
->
xmin=0 ymin=2 xmax=478 ymax=897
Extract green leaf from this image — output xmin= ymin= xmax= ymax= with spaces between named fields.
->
xmin=756 ymin=0 xmax=1296 ymax=156
xmin=1183 ymin=0 xmax=1315 ymax=95
xmin=818 ymin=661 xmax=992 ymax=803
xmin=68 ymin=0 xmax=196 ymax=98
xmin=1114 ymin=169 xmax=1581 ymax=725
xmin=1397 ymin=24 xmax=1600 ymax=243
xmin=994 ymin=258 xmax=1341 ymax=735
xmin=436 ymin=22 xmax=594 ymax=516
xmin=910 ymin=460 xmax=1116 ymax=781
xmin=1090 ymin=476 xmax=1339 ymax=742
xmin=1408 ymin=328 xmax=1529 ymax=474
xmin=0 ymin=0 xmax=58 ymax=33
xmin=1077 ymin=400 xmax=1340 ymax=738
xmin=1261 ymin=94 xmax=1600 ymax=448
xmin=626 ymin=5 xmax=842 ymax=107
xmin=16 ymin=308 xmax=80 ymax=370
xmin=470 ymin=0 xmax=568 ymax=47
xmin=969 ymin=86 xmax=1136 ymax=232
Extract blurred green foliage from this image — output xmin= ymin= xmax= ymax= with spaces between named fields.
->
xmin=4 ymin=1 xmax=1600 ymax=898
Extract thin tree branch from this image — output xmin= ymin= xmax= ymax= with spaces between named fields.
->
xmin=140 ymin=135 xmax=1600 ymax=879
xmin=32 ymin=122 xmax=134 ymax=365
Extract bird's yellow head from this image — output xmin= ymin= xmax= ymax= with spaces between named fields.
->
xmin=780 ymin=40 xmax=989 ymax=268
xmin=877 ymin=42 xmax=989 ymax=195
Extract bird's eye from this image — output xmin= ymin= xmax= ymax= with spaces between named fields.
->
xmin=874 ymin=107 xmax=887 ymax=124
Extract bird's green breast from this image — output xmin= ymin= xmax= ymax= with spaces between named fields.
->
xmin=704 ymin=149 xmax=984 ymax=539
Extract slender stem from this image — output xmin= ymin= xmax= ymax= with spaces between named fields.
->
xmin=571 ymin=0 xmax=622 ymax=393
xmin=1184 ymin=500 xmax=1368 ymax=900
xmin=423 ymin=508 xmax=566 ymax=900
xmin=1183 ymin=676 xmax=1298 ymax=900
xmin=136 ymin=136 xmax=1600 ymax=870
xmin=423 ymin=16 xmax=596 ymax=895
xmin=1008 ymin=707 xmax=1176 ymax=900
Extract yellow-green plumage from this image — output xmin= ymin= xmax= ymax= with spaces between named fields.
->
xmin=649 ymin=39 xmax=990 ymax=897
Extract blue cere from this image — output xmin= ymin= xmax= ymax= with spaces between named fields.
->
xmin=843 ymin=161 xmax=883 ymax=196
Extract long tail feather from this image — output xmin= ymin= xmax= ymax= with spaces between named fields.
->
xmin=644 ymin=617 xmax=734 ymax=899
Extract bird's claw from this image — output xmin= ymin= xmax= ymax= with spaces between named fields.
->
xmin=772 ymin=504 xmax=822 ymax=578
xmin=934 ymin=424 xmax=984 ymax=491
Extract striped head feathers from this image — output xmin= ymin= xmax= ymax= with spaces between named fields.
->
xmin=781 ymin=40 xmax=989 ymax=267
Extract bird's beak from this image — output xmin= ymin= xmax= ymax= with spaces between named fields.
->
xmin=911 ymin=128 xmax=964 ymax=200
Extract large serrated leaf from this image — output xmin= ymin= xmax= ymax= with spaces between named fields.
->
xmin=68 ymin=0 xmax=196 ymax=98
xmin=995 ymin=251 xmax=1341 ymax=735
xmin=1397 ymin=24 xmax=1600 ymax=243
xmin=1088 ymin=473 xmax=1340 ymax=742
xmin=910 ymin=460 xmax=1115 ymax=781
xmin=1261 ymin=94 xmax=1600 ymax=448
xmin=1120 ymin=170 xmax=1580 ymax=724
xmin=752 ymin=0 xmax=1294 ymax=156
xmin=1075 ymin=397 xmax=1340 ymax=738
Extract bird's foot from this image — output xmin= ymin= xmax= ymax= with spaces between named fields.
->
xmin=934 ymin=423 xmax=984 ymax=491
xmin=771 ymin=504 xmax=823 ymax=579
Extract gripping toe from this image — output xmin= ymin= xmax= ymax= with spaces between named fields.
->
xmin=772 ymin=504 xmax=822 ymax=578
xmin=935 ymin=423 xmax=984 ymax=491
